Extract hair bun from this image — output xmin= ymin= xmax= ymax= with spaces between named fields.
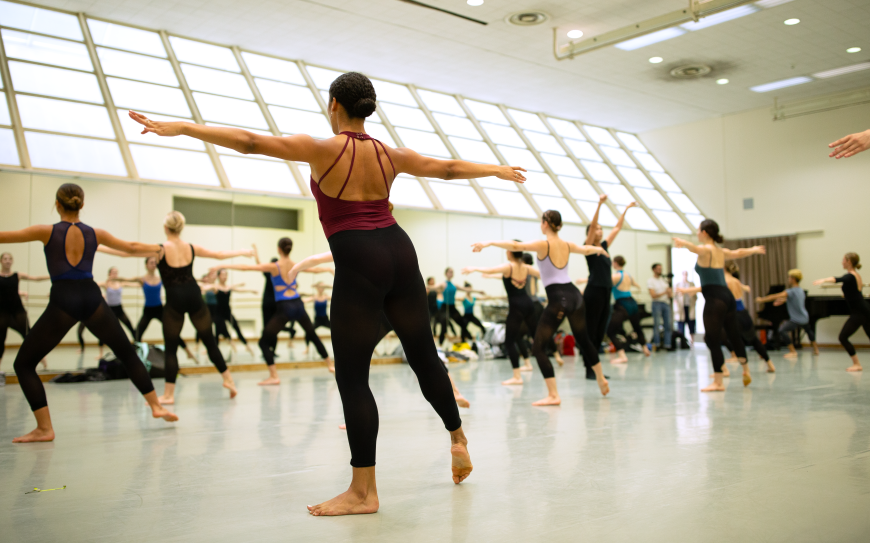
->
xmin=353 ymin=97 xmax=377 ymax=118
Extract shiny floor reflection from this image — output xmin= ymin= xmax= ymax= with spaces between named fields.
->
xmin=2 ymin=348 xmax=870 ymax=542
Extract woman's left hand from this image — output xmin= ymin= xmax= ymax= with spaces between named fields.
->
xmin=496 ymin=166 xmax=527 ymax=183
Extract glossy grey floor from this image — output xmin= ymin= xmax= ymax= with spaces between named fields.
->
xmin=2 ymin=348 xmax=870 ymax=543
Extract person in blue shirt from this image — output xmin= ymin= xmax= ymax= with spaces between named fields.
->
xmin=460 ymin=282 xmax=486 ymax=338
xmin=433 ymin=268 xmax=483 ymax=346
xmin=756 ymin=269 xmax=819 ymax=360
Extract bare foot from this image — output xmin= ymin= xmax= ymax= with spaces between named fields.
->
xmin=554 ymin=354 xmax=564 ymax=366
xmin=743 ymin=372 xmax=752 ymax=387
xmin=519 ymin=364 xmax=533 ymax=372
xmin=532 ymin=395 xmax=561 ymax=406
xmin=151 ymin=407 xmax=178 ymax=422
xmin=501 ymin=377 xmax=524 ymax=386
xmin=157 ymin=395 xmax=175 ymax=405
xmin=610 ymin=356 xmax=628 ymax=364
xmin=307 ymin=489 xmax=379 ymax=516
xmin=721 ymin=365 xmax=731 ymax=377
xmin=223 ymin=380 xmax=238 ymax=399
xmin=339 ymin=424 xmax=346 ymax=430
xmin=454 ymin=394 xmax=470 ymax=408
xmin=39 ymin=358 xmax=48 ymax=370
xmin=597 ymin=376 xmax=610 ymax=397
xmin=643 ymin=345 xmax=651 ymax=357
xmin=847 ymin=364 xmax=863 ymax=372
xmin=12 ymin=427 xmax=55 ymax=443
xmin=258 ymin=377 xmax=281 ymax=386
xmin=701 ymin=382 xmax=726 ymax=392
xmin=725 ymin=357 xmax=739 ymax=364
xmin=328 ymin=366 xmax=335 ymax=374
xmin=784 ymin=352 xmax=798 ymax=360
xmin=766 ymin=360 xmax=776 ymax=373
xmin=451 ymin=441 xmax=473 ymax=484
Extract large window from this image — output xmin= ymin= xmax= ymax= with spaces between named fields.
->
xmin=0 ymin=0 xmax=703 ymax=232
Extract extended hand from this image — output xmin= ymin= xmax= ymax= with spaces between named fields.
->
xmin=829 ymin=129 xmax=870 ymax=159
xmin=470 ymin=242 xmax=488 ymax=253
xmin=598 ymin=193 xmax=608 ymax=204
xmin=672 ymin=237 xmax=688 ymax=248
xmin=755 ymin=245 xmax=766 ymax=255
xmin=626 ymin=201 xmax=637 ymax=210
xmin=129 ymin=111 xmax=185 ymax=137
xmin=812 ymin=279 xmax=825 ymax=286
xmin=461 ymin=267 xmax=474 ymax=275
xmin=497 ymin=166 xmax=527 ymax=183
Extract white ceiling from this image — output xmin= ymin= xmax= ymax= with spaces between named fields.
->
xmin=25 ymin=0 xmax=870 ymax=132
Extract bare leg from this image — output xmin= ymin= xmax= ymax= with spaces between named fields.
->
xmin=591 ymin=362 xmax=609 ymax=396
xmin=741 ymin=359 xmax=751 ymax=387
xmin=258 ymin=365 xmax=281 ymax=386
xmin=448 ymin=373 xmax=470 ymax=408
xmin=702 ymin=372 xmax=726 ymax=392
xmin=554 ymin=351 xmax=564 ymax=366
xmin=327 ymin=356 xmax=335 ymax=373
xmin=12 ymin=406 xmax=55 ymax=443
xmin=184 ymin=345 xmax=198 ymax=362
xmin=307 ymin=466 xmax=380 ymax=516
xmin=502 ymin=367 xmax=524 ymax=386
xmin=721 ymin=364 xmax=731 ymax=377
xmin=643 ymin=344 xmax=651 ymax=356
xmin=221 ymin=369 xmax=238 ymax=398
xmin=532 ymin=377 xmax=561 ymax=406
xmin=143 ymin=391 xmax=178 ymax=422
xmin=520 ymin=357 xmax=533 ymax=371
xmin=158 ymin=382 xmax=176 ymax=404
xmin=766 ymin=359 xmax=776 ymax=372
xmin=848 ymin=354 xmax=863 ymax=372
xmin=811 ymin=341 xmax=820 ymax=355
xmin=784 ymin=344 xmax=798 ymax=360
xmin=610 ymin=349 xmax=628 ymax=364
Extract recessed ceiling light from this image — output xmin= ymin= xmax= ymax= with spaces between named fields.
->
xmin=784 ymin=18 xmax=800 ymax=25
xmin=847 ymin=47 xmax=862 ymax=53
xmin=467 ymin=0 xmax=484 ymax=6
xmin=716 ymin=78 xmax=729 ymax=85
xmin=649 ymin=56 xmax=663 ymax=64
xmin=567 ymin=29 xmax=583 ymax=39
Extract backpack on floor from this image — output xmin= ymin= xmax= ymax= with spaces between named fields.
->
xmin=136 ymin=342 xmax=166 ymax=378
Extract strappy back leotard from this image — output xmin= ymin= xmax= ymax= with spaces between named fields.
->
xmin=45 ymin=221 xmax=97 ymax=281
xmin=537 ymin=241 xmax=571 ymax=287
xmin=311 ymin=132 xmax=398 ymax=238
xmin=269 ymin=263 xmax=299 ymax=302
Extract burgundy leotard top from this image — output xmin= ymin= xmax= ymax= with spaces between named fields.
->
xmin=310 ymin=131 xmax=397 ymax=239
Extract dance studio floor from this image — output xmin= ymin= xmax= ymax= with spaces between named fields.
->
xmin=2 ymin=348 xmax=870 ymax=542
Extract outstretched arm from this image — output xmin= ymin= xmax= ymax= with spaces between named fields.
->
xmin=391 ymin=146 xmax=526 ymax=184
xmin=756 ymin=291 xmax=787 ymax=304
xmin=567 ymin=241 xmax=608 ymax=256
xmin=722 ymin=246 xmax=766 ymax=260
xmin=287 ymin=252 xmax=334 ymax=284
xmin=584 ymin=194 xmax=607 ymax=246
xmin=677 ymin=286 xmax=702 ymax=296
xmin=302 ymin=266 xmax=334 ymax=275
xmin=18 ymin=273 xmax=50 ymax=282
xmin=210 ymin=262 xmax=275 ymax=273
xmin=462 ymin=264 xmax=511 ymax=277
xmin=193 ymin=245 xmax=254 ymax=260
xmin=829 ymin=129 xmax=870 ymax=159
xmin=94 ymin=230 xmax=161 ymax=256
xmin=0 ymin=225 xmax=52 ymax=245
xmin=471 ymin=239 xmax=546 ymax=253
xmin=671 ymin=237 xmax=708 ymax=256
xmin=97 ymin=245 xmax=156 ymax=258
xmin=813 ymin=276 xmax=838 ymax=286
xmin=605 ymin=202 xmax=636 ymax=247
xmin=230 ymin=284 xmax=258 ymax=294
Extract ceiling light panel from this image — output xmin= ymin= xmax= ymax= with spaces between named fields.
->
xmin=749 ymin=76 xmax=812 ymax=92
xmin=812 ymin=62 xmax=870 ymax=79
xmin=614 ymin=27 xmax=686 ymax=51
xmin=680 ymin=5 xmax=758 ymax=31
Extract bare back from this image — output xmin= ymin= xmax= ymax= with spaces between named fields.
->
xmin=162 ymin=239 xmax=194 ymax=268
xmin=697 ymin=243 xmax=726 ymax=269
xmin=538 ymin=237 xmax=570 ymax=269
xmin=310 ymin=133 xmax=396 ymax=201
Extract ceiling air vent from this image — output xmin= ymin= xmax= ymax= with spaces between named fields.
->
xmin=669 ymin=64 xmax=713 ymax=79
xmin=507 ymin=11 xmax=549 ymax=26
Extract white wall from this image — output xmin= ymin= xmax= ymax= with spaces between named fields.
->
xmin=642 ymin=102 xmax=870 ymax=345
xmin=1 ymin=170 xmax=675 ymax=346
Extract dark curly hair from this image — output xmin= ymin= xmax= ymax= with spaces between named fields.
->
xmin=329 ymin=72 xmax=377 ymax=119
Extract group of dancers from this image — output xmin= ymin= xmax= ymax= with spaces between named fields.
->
xmin=1 ymin=71 xmax=867 ymax=517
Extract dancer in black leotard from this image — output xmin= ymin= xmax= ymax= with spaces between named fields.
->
xmin=204 ymin=268 xmax=256 ymax=357
xmin=0 ymin=252 xmax=48 ymax=368
xmin=583 ymin=195 xmax=636 ymax=378
xmin=672 ymin=219 xmax=765 ymax=392
xmin=814 ymin=252 xmax=870 ymax=372
xmin=77 ymin=266 xmax=139 ymax=358
xmin=130 ymin=72 xmax=525 ymax=514
xmin=0 ymin=184 xmax=177 ymax=442
xmin=472 ymin=210 xmax=610 ymax=405
xmin=607 ymin=255 xmax=651 ymax=364
xmin=463 ymin=248 xmax=540 ymax=385
xmin=213 ymin=237 xmax=335 ymax=384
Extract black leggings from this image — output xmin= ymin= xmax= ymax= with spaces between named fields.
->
xmin=432 ymin=312 xmax=454 ymax=338
xmin=306 ymin=314 xmax=331 ymax=347
xmin=136 ymin=305 xmax=188 ymax=349
xmin=504 ymin=296 xmax=538 ymax=369
xmin=533 ymin=283 xmax=599 ymax=379
xmin=839 ymin=313 xmax=870 ymax=357
xmin=439 ymin=304 xmax=470 ymax=344
xmin=463 ymin=313 xmax=484 ymax=336
xmin=215 ymin=310 xmax=248 ymax=344
xmin=701 ymin=285 xmax=746 ymax=373
xmin=77 ymin=305 xmax=135 ymax=348
xmin=737 ymin=310 xmax=769 ymax=361
xmin=0 ymin=309 xmax=29 ymax=361
xmin=163 ymin=283 xmax=227 ymax=384
xmin=14 ymin=280 xmax=154 ymax=411
xmin=259 ymin=299 xmax=328 ymax=364
xmin=607 ymin=303 xmax=646 ymax=352
xmin=584 ymin=286 xmax=611 ymax=351
xmin=329 ymin=225 xmax=461 ymax=468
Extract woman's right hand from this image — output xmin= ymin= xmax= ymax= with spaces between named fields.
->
xmin=470 ymin=242 xmax=489 ymax=253
xmin=461 ymin=267 xmax=474 ymax=275
xmin=129 ymin=111 xmax=185 ymax=137
xmin=495 ymin=166 xmax=527 ymax=183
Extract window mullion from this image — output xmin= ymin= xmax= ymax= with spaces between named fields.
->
xmin=406 ymin=84 xmax=496 ymax=216
xmin=159 ymin=30 xmax=230 ymax=188
xmin=233 ymin=46 xmax=308 ymax=196
xmin=578 ymin=123 xmax=666 ymax=232
xmin=297 ymin=61 xmax=329 ymax=115
xmin=0 ymin=30 xmax=30 ymax=168
xmin=454 ymin=95 xmax=541 ymax=217
xmin=78 ymin=13 xmax=137 ymax=179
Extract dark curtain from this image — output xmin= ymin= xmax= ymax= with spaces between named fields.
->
xmin=723 ymin=235 xmax=797 ymax=323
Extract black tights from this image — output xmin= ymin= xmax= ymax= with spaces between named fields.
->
xmin=215 ymin=311 xmax=248 ymax=344
xmin=504 ymin=296 xmax=538 ymax=369
xmin=0 ymin=310 xmax=28 ymax=362
xmin=607 ymin=304 xmax=646 ymax=352
xmin=533 ymin=283 xmax=599 ymax=379
xmin=330 ymin=225 xmax=460 ymax=468
xmin=77 ymin=305 xmax=135 ymax=349
xmin=14 ymin=280 xmax=154 ymax=411
xmin=701 ymin=285 xmax=746 ymax=373
xmin=259 ymin=299 xmax=328 ymax=364
xmin=163 ymin=283 xmax=227 ymax=384
xmin=463 ymin=313 xmax=484 ymax=337
xmin=839 ymin=313 xmax=870 ymax=357
xmin=583 ymin=286 xmax=611 ymax=350
xmin=439 ymin=305 xmax=470 ymax=344
xmin=136 ymin=305 xmax=188 ymax=349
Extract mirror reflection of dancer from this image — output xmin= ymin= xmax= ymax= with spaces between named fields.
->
xmin=459 ymin=282 xmax=487 ymax=339
xmin=215 ymin=237 xmax=335 ymax=384
xmin=432 ymin=268 xmax=481 ymax=346
xmin=203 ymin=268 xmax=257 ymax=357
xmin=607 ymin=255 xmax=650 ymax=364
xmin=76 ymin=266 xmax=139 ymax=359
xmin=583 ymin=195 xmax=635 ymax=378
xmin=672 ymin=220 xmax=765 ymax=392
xmin=813 ymin=252 xmax=870 ymax=372
xmin=426 ymin=277 xmax=450 ymax=338
xmin=0 ymin=252 xmax=49 ymax=369
xmin=0 ymin=184 xmax=177 ymax=442
xmin=127 ymin=71 xmax=524 ymax=515
xmin=755 ymin=269 xmax=819 ymax=360
xmin=303 ymin=281 xmax=333 ymax=356
xmin=472 ymin=210 xmax=610 ymax=405
xmin=254 ymin=246 xmax=297 ymax=360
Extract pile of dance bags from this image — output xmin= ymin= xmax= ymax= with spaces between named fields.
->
xmin=51 ymin=342 xmax=166 ymax=383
